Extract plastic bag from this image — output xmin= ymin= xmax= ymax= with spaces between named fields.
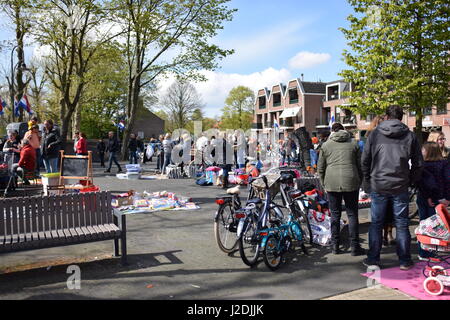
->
xmin=307 ymin=209 xmax=345 ymax=246
xmin=146 ymin=144 xmax=154 ymax=159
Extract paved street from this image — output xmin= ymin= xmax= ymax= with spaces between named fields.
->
xmin=0 ymin=161 xmax=421 ymax=300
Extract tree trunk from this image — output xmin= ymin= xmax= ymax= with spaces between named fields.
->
xmin=121 ymin=77 xmax=140 ymax=160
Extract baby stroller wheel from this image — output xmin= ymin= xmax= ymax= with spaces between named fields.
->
xmin=424 ymin=277 xmax=444 ymax=296
xmin=428 ymin=266 xmax=447 ymax=277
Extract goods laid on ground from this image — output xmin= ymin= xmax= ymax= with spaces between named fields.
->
xmin=125 ymin=164 xmax=142 ymax=179
xmin=113 ymin=190 xmax=199 ymax=214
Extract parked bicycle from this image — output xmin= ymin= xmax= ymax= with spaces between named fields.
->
xmin=236 ymin=174 xmax=285 ymax=267
xmin=213 ymin=167 xmax=281 ymax=254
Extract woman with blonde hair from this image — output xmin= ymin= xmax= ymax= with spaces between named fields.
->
xmin=428 ymin=131 xmax=449 ymax=160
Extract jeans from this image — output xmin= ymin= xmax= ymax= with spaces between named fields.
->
xmin=129 ymin=150 xmax=138 ymax=164
xmin=43 ymin=157 xmax=59 ymax=173
xmin=99 ymin=152 xmax=105 ymax=167
xmin=108 ymin=152 xmax=122 ymax=171
xmin=35 ymin=148 xmax=42 ymax=175
xmin=162 ymin=152 xmax=171 ymax=174
xmin=157 ymin=152 xmax=164 ymax=171
xmin=416 ymin=194 xmax=437 ymax=258
xmin=327 ymin=191 xmax=360 ymax=247
xmin=368 ymin=191 xmax=412 ymax=264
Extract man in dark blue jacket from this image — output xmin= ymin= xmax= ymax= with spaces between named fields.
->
xmin=105 ymin=131 xmax=122 ymax=173
xmin=361 ymin=105 xmax=423 ymax=270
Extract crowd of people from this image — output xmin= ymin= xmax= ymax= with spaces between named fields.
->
xmin=1 ymin=117 xmax=63 ymax=183
xmin=317 ymin=105 xmax=449 ymax=270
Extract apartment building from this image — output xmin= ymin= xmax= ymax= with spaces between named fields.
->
xmin=252 ymin=78 xmax=326 ymax=140
xmin=323 ymin=80 xmax=450 ymax=141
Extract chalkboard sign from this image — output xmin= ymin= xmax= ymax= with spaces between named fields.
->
xmin=59 ymin=151 xmax=93 ymax=187
xmin=61 ymin=156 xmax=89 ymax=178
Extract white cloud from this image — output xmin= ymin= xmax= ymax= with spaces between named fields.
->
xmin=288 ymin=51 xmax=331 ymax=69
xmin=217 ymin=20 xmax=312 ymax=69
xmin=156 ymin=67 xmax=293 ymax=118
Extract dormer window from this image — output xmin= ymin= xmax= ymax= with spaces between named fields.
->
xmin=289 ymin=88 xmax=299 ymax=104
xmin=259 ymin=96 xmax=266 ymax=109
xmin=328 ymin=85 xmax=339 ymax=101
xmin=273 ymin=93 xmax=281 ymax=107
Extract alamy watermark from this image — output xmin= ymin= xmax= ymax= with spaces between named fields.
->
xmin=66 ymin=265 xmax=81 ymax=290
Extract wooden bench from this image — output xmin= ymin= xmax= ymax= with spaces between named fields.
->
xmin=0 ymin=191 xmax=127 ymax=265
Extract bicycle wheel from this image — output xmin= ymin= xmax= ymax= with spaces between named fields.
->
xmin=263 ymin=235 xmax=282 ymax=271
xmin=238 ymin=218 xmax=260 ymax=267
xmin=214 ymin=203 xmax=238 ymax=253
xmin=293 ymin=203 xmax=312 ymax=245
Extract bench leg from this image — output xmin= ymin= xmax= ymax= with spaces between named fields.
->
xmin=120 ymin=215 xmax=128 ymax=266
xmin=114 ymin=238 xmax=120 ymax=257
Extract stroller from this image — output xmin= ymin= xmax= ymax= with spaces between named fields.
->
xmin=415 ymin=204 xmax=450 ymax=296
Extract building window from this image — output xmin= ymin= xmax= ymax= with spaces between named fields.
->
xmin=328 ymin=85 xmax=339 ymax=101
xmin=273 ymin=93 xmax=281 ymax=107
xmin=289 ymin=89 xmax=299 ymax=104
xmin=437 ymin=103 xmax=448 ymax=115
xmin=258 ymin=96 xmax=266 ymax=109
xmin=423 ymin=107 xmax=432 ymax=116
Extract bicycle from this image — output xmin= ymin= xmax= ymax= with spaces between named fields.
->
xmin=213 ymin=167 xmax=281 ymax=254
xmin=258 ymin=173 xmax=311 ymax=271
xmin=236 ymin=174 xmax=284 ymax=267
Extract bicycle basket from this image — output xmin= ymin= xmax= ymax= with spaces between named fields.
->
xmin=251 ymin=174 xmax=281 ymax=200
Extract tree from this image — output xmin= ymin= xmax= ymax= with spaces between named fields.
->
xmin=113 ymin=0 xmax=235 ymax=158
xmin=220 ymin=85 xmax=254 ymax=130
xmin=340 ymin=0 xmax=450 ymax=144
xmin=160 ymin=80 xmax=204 ymax=130
xmin=1 ymin=0 xmax=35 ymax=122
xmin=33 ymin=0 xmax=122 ymax=146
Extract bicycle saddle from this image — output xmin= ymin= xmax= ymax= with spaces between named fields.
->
xmin=226 ymin=186 xmax=241 ymax=195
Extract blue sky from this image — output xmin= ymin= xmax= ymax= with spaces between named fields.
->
xmin=0 ymin=0 xmax=355 ymax=118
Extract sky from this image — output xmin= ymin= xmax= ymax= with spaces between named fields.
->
xmin=157 ymin=0 xmax=355 ymax=117
xmin=0 ymin=0 xmax=355 ymax=118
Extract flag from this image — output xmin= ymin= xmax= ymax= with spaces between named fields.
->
xmin=273 ymin=120 xmax=279 ymax=129
xmin=116 ymin=120 xmax=125 ymax=131
xmin=14 ymin=94 xmax=33 ymax=116
xmin=328 ymin=112 xmax=335 ymax=129
xmin=0 ymin=97 xmax=6 ymax=115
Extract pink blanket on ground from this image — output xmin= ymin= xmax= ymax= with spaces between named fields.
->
xmin=362 ymin=262 xmax=450 ymax=300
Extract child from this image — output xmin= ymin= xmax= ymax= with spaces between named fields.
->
xmin=417 ymin=142 xmax=450 ymax=261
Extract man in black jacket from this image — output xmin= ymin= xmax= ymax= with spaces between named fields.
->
xmin=105 ymin=131 xmax=122 ymax=173
xmin=42 ymin=120 xmax=61 ymax=173
xmin=361 ymin=106 xmax=423 ymax=270
xmin=96 ymin=139 xmax=106 ymax=167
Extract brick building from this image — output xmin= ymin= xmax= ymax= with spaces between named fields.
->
xmin=322 ymin=79 xmax=450 ymax=143
xmin=252 ymin=78 xmax=326 ymax=140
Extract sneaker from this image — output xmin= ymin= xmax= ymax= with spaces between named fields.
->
xmin=351 ymin=246 xmax=366 ymax=256
xmin=418 ymin=255 xmax=431 ymax=262
xmin=400 ymin=261 xmax=414 ymax=271
xmin=363 ymin=258 xmax=380 ymax=268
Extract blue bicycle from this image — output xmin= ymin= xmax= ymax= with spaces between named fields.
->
xmin=259 ymin=174 xmax=310 ymax=271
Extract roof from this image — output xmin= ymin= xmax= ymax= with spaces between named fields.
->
xmin=300 ymin=81 xmax=326 ymax=94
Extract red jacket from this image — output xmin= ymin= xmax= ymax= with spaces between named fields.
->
xmin=76 ymin=137 xmax=88 ymax=155
xmin=18 ymin=144 xmax=37 ymax=172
